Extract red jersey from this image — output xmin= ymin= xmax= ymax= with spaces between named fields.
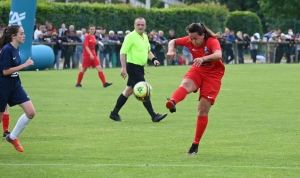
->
xmin=176 ymin=36 xmax=224 ymax=74
xmin=83 ymin=34 xmax=96 ymax=56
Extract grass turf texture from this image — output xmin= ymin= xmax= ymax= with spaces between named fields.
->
xmin=0 ymin=64 xmax=300 ymax=177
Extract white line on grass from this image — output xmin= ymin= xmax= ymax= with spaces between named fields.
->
xmin=0 ymin=163 xmax=299 ymax=170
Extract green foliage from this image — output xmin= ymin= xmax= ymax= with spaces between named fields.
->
xmin=258 ymin=0 xmax=300 ymax=33
xmin=218 ymin=0 xmax=260 ymax=12
xmin=258 ymin=0 xmax=300 ymax=19
xmin=225 ymin=11 xmax=262 ymax=35
xmin=24 ymin=2 xmax=229 ymax=37
xmin=0 ymin=0 xmax=10 ymax=25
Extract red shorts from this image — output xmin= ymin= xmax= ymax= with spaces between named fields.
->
xmin=184 ymin=65 xmax=224 ymax=105
xmin=82 ymin=55 xmax=100 ymax=68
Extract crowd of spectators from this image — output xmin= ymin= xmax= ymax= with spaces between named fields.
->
xmin=1 ymin=21 xmax=299 ymax=68
xmin=218 ymin=27 xmax=300 ymax=64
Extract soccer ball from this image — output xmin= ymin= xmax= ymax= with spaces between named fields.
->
xmin=133 ymin=81 xmax=152 ymax=102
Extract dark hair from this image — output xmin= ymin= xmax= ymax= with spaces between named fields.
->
xmin=185 ymin=23 xmax=220 ymax=39
xmin=89 ymin=24 xmax=96 ymax=29
xmin=63 ymin=30 xmax=69 ymax=36
xmin=0 ymin=24 xmax=21 ymax=50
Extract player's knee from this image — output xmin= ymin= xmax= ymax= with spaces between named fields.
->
xmin=123 ymin=90 xmax=133 ymax=97
xmin=26 ymin=110 xmax=36 ymax=119
xmin=197 ymin=103 xmax=210 ymax=116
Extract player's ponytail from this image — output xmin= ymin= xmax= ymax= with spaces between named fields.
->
xmin=0 ymin=25 xmax=20 ymax=50
xmin=186 ymin=23 xmax=220 ymax=40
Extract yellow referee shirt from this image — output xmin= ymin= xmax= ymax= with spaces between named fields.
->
xmin=120 ymin=30 xmax=150 ymax=66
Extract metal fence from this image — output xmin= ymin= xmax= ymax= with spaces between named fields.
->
xmin=33 ymin=40 xmax=299 ymax=68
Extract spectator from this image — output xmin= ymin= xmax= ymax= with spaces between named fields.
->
xmin=167 ymin=29 xmax=177 ymax=65
xmin=296 ymin=33 xmax=300 ymax=63
xmin=183 ymin=46 xmax=193 ymax=65
xmin=0 ymin=23 xmax=6 ymax=31
xmin=275 ymin=28 xmax=281 ymax=38
xmin=250 ymin=33 xmax=260 ymax=63
xmin=286 ymin=29 xmax=294 ymax=39
xmin=218 ymin=33 xmax=227 ymax=63
xmin=101 ymin=34 xmax=113 ymax=68
xmin=58 ymin=23 xmax=67 ymax=37
xmin=51 ymin=32 xmax=64 ymax=69
xmin=225 ymin=30 xmax=237 ymax=64
xmin=274 ymin=33 xmax=287 ymax=63
xmin=33 ymin=23 xmax=42 ymax=40
xmin=263 ymin=29 xmax=273 ymax=41
xmin=155 ymin=30 xmax=168 ymax=66
xmin=40 ymin=25 xmax=47 ymax=35
xmin=61 ymin=30 xmax=71 ymax=69
xmin=70 ymin=30 xmax=82 ymax=69
xmin=125 ymin=30 xmax=131 ymax=36
xmin=95 ymin=29 xmax=102 ymax=56
xmin=167 ymin=29 xmax=176 ymax=41
xmin=98 ymin=27 xmax=106 ymax=67
xmin=116 ymin=31 xmax=125 ymax=67
xmin=33 ymin=32 xmax=45 ymax=42
xmin=74 ymin=31 xmax=84 ymax=68
xmin=45 ymin=20 xmax=50 ymax=30
xmin=98 ymin=26 xmax=106 ymax=39
xmin=268 ymin=33 xmax=278 ymax=63
xmin=224 ymin=27 xmax=230 ymax=36
xmin=285 ymin=34 xmax=296 ymax=63
xmin=148 ymin=32 xmax=157 ymax=66
xmin=48 ymin=23 xmax=57 ymax=33
xmin=108 ymin=30 xmax=120 ymax=67
xmin=43 ymin=29 xmax=52 ymax=43
xmin=69 ymin=25 xmax=75 ymax=32
xmin=81 ymin=28 xmax=87 ymax=37
xmin=236 ymin=31 xmax=245 ymax=64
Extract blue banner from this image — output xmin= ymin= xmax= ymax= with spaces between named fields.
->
xmin=8 ymin=0 xmax=37 ymax=64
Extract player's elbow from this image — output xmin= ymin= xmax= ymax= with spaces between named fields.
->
xmin=214 ymin=51 xmax=222 ymax=59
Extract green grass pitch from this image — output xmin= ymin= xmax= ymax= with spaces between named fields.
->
xmin=0 ymin=64 xmax=300 ymax=177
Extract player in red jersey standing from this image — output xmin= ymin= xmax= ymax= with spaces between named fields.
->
xmin=166 ymin=23 xmax=225 ymax=155
xmin=76 ymin=24 xmax=112 ymax=88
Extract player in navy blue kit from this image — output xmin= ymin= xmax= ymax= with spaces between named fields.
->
xmin=0 ymin=25 xmax=35 ymax=152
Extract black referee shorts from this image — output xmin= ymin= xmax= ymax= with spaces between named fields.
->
xmin=126 ymin=63 xmax=146 ymax=88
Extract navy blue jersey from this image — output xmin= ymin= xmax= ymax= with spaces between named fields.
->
xmin=0 ymin=43 xmax=21 ymax=78
xmin=0 ymin=43 xmax=29 ymax=112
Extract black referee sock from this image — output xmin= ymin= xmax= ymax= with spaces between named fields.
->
xmin=112 ymin=93 xmax=128 ymax=114
xmin=142 ymin=100 xmax=156 ymax=118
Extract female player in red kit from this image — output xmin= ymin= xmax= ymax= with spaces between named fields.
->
xmin=166 ymin=23 xmax=225 ymax=155
xmin=76 ymin=24 xmax=112 ymax=88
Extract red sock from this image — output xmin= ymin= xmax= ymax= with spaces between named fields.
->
xmin=171 ymin=86 xmax=188 ymax=104
xmin=98 ymin=71 xmax=106 ymax=84
xmin=193 ymin=116 xmax=208 ymax=145
xmin=77 ymin=71 xmax=84 ymax=84
xmin=2 ymin=114 xmax=9 ymax=132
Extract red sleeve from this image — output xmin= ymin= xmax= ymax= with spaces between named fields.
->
xmin=207 ymin=38 xmax=221 ymax=52
xmin=175 ymin=36 xmax=190 ymax=46
xmin=84 ymin=35 xmax=89 ymax=47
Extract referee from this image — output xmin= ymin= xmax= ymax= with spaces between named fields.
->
xmin=109 ymin=17 xmax=167 ymax=122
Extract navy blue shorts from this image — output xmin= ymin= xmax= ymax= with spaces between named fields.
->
xmin=126 ymin=63 xmax=146 ymax=88
xmin=0 ymin=77 xmax=30 ymax=112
